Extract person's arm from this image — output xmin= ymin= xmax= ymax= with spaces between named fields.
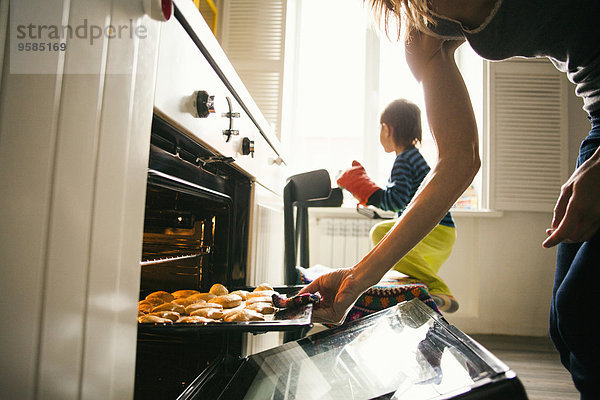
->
xmin=352 ymin=30 xmax=479 ymax=288
xmin=300 ymin=30 xmax=480 ymax=323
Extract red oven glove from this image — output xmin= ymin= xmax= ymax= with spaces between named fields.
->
xmin=336 ymin=160 xmax=380 ymax=206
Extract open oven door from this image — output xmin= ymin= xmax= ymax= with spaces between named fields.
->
xmin=177 ymin=299 xmax=528 ymax=400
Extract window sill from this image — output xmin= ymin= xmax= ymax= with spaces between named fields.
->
xmin=451 ymin=209 xmax=504 ymax=218
xmin=308 ymin=206 xmax=504 ymax=219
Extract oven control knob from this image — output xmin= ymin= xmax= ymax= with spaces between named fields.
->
xmin=193 ymin=90 xmax=215 ymax=118
xmin=241 ymin=137 xmax=255 ymax=157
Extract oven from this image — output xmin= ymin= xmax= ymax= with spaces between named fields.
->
xmin=135 ymin=115 xmax=311 ymax=399
xmin=134 ymin=1 xmax=305 ymax=398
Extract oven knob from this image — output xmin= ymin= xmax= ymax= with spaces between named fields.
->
xmin=193 ymin=90 xmax=215 ymax=118
xmin=241 ymin=137 xmax=255 ymax=157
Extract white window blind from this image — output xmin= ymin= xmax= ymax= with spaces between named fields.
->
xmin=218 ymin=0 xmax=287 ymax=138
xmin=488 ymin=59 xmax=568 ymax=212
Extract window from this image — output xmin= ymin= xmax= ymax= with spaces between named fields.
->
xmin=217 ymin=1 xmax=568 ymax=214
xmin=281 ymin=0 xmax=483 ymax=210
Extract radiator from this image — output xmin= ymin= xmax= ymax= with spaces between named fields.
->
xmin=309 ymin=217 xmax=380 ymax=267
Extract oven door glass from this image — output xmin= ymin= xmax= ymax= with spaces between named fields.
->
xmin=203 ymin=299 xmax=525 ymax=400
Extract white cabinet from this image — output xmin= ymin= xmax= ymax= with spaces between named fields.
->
xmin=245 ymin=181 xmax=287 ymax=354
xmin=0 ymin=1 xmax=160 ymax=398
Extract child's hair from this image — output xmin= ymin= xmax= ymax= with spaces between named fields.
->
xmin=380 ymin=98 xmax=422 ymax=147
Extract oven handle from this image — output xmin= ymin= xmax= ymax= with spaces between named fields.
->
xmin=147 ymin=169 xmax=233 ymax=204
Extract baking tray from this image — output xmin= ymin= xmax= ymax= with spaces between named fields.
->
xmin=138 ymin=303 xmax=313 ymax=335
xmin=137 ymin=285 xmax=313 ymax=335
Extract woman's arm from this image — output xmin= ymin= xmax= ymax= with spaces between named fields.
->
xmin=355 ymin=30 xmax=480 ymax=285
xmin=353 ymin=30 xmax=480 ymax=287
xmin=300 ymin=29 xmax=480 ymax=323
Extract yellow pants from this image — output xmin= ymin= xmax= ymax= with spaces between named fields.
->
xmin=370 ymin=220 xmax=456 ymax=296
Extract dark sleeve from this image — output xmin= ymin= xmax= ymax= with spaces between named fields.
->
xmin=367 ymin=159 xmax=414 ymax=213
xmin=366 ymin=189 xmax=383 ymax=206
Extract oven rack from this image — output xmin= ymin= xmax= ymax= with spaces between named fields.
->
xmin=141 ymin=252 xmax=208 ymax=266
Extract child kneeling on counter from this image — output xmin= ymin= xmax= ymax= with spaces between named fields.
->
xmin=337 ymin=98 xmax=458 ymax=313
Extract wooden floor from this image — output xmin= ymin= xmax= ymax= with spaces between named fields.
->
xmin=470 ymin=335 xmax=580 ymax=400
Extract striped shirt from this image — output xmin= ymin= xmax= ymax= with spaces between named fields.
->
xmin=367 ymin=146 xmax=455 ymax=227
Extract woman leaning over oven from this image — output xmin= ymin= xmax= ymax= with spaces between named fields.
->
xmin=300 ymin=0 xmax=600 ymax=398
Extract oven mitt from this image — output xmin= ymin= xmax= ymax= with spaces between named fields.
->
xmin=336 ymin=160 xmax=380 ymax=206
xmin=272 ymin=292 xmax=322 ymax=309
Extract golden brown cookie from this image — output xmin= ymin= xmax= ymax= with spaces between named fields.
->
xmin=254 ymin=283 xmax=274 ymax=292
xmin=149 ymin=311 xmax=181 ymax=322
xmin=230 ymin=290 xmax=249 ymax=301
xmin=224 ymin=308 xmax=265 ymax=322
xmin=246 ymin=296 xmax=273 ymax=305
xmin=210 ymin=294 xmax=243 ymax=308
xmin=185 ymin=302 xmax=223 ymax=314
xmin=247 ymin=290 xmax=276 ymax=299
xmin=188 ymin=292 xmax=216 ymax=302
xmin=151 ymin=302 xmax=185 ymax=314
xmin=172 ymin=297 xmax=205 ymax=307
xmin=245 ymin=302 xmax=276 ymax=314
xmin=209 ymin=283 xmax=229 ymax=296
xmin=138 ymin=301 xmax=154 ymax=314
xmin=140 ymin=297 xmax=165 ymax=307
xmin=138 ymin=314 xmax=173 ymax=324
xmin=190 ymin=308 xmax=224 ymax=319
xmin=221 ymin=305 xmax=244 ymax=317
xmin=146 ymin=291 xmax=175 ymax=303
xmin=176 ymin=316 xmax=216 ymax=323
xmin=171 ymin=289 xmax=200 ymax=299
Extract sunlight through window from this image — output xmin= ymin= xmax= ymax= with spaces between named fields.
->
xmin=283 ymin=0 xmax=483 ymax=210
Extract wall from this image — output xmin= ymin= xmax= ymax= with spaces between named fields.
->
xmin=443 ymin=211 xmax=556 ymax=336
xmin=307 ymin=80 xmax=590 ymax=337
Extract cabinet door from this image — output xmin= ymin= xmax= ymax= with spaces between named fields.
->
xmin=247 ymin=182 xmax=285 ymax=287
xmin=245 ymin=182 xmax=286 ymax=354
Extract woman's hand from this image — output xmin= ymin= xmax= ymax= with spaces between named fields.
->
xmin=543 ymin=148 xmax=600 ymax=247
xmin=298 ymin=267 xmax=368 ymax=324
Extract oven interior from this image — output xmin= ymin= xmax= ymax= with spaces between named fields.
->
xmin=141 ymin=115 xmax=251 ymax=293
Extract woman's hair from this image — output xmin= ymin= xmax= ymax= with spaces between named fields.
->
xmin=364 ymin=0 xmax=434 ymax=39
xmin=380 ymin=99 xmax=422 ymax=147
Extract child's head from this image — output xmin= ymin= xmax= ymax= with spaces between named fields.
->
xmin=379 ymin=99 xmax=422 ymax=150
